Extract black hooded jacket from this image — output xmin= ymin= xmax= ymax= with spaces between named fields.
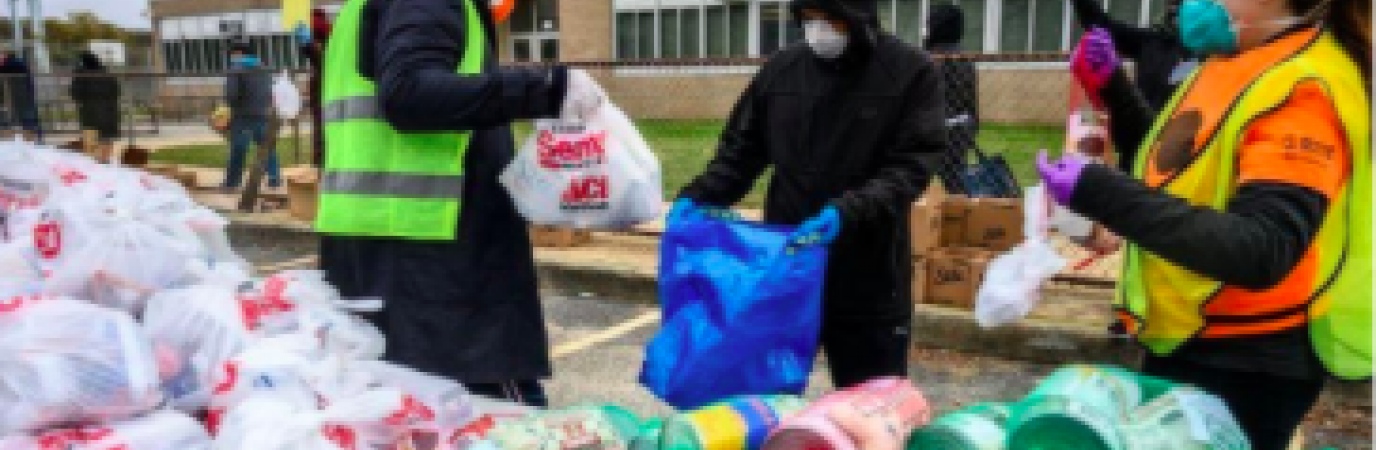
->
xmin=70 ymin=52 xmax=121 ymax=139
xmin=680 ymin=0 xmax=950 ymax=319
xmin=925 ymin=4 xmax=979 ymax=154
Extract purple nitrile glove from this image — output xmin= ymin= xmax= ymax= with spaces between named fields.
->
xmin=1037 ymin=150 xmax=1091 ymax=206
xmin=1071 ymin=28 xmax=1121 ymax=94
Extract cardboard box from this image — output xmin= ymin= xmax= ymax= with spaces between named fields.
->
xmin=531 ymin=226 xmax=593 ymax=248
xmin=909 ymin=182 xmax=947 ymax=256
xmin=146 ymin=163 xmax=178 ymax=179
xmin=911 ymin=257 xmax=928 ymax=306
xmin=940 ymin=195 xmax=974 ymax=247
xmin=172 ymin=168 xmax=199 ymax=191
xmin=966 ymin=198 xmax=1025 ymax=252
xmin=909 ymin=200 xmax=941 ymax=256
xmin=926 ymin=247 xmax=994 ymax=310
xmin=285 ymin=166 xmax=320 ymax=222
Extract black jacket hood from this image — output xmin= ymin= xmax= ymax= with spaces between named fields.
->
xmin=790 ymin=0 xmax=882 ymax=55
xmin=924 ymin=3 xmax=964 ymax=48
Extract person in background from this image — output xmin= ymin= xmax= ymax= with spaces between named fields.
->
xmin=1040 ymin=0 xmax=1370 ymax=445
xmin=923 ymin=3 xmax=979 ymax=177
xmin=314 ymin=0 xmax=605 ymax=406
xmin=676 ymin=0 xmax=949 ymax=388
xmin=70 ymin=51 xmax=121 ymax=162
xmin=222 ymin=43 xmax=282 ymax=192
xmin=1069 ymin=0 xmax=1194 ymax=112
xmin=0 ymin=53 xmax=41 ymax=143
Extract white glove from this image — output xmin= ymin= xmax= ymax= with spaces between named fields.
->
xmin=561 ymin=69 xmax=607 ymax=122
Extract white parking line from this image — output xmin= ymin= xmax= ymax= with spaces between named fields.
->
xmin=552 ymin=311 xmax=660 ymax=359
xmin=256 ymin=255 xmax=319 ymax=274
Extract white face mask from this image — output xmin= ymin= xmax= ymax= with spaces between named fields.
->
xmin=804 ymin=20 xmax=848 ymax=59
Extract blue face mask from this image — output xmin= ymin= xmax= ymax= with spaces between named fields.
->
xmin=231 ymin=55 xmax=260 ymax=68
xmin=1177 ymin=0 xmax=1239 ymax=55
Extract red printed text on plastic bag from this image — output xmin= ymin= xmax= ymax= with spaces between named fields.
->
xmin=36 ymin=428 xmax=127 ymax=450
xmin=561 ymin=175 xmax=610 ymax=212
xmin=387 ymin=395 xmax=439 ymax=428
xmin=55 ymin=166 xmax=88 ymax=187
xmin=237 ymin=276 xmax=297 ymax=330
xmin=537 ymin=130 xmax=608 ymax=170
xmin=33 ymin=219 xmax=60 ymax=259
xmin=0 ymin=294 xmax=45 ymax=314
xmin=322 ymin=425 xmax=360 ymax=450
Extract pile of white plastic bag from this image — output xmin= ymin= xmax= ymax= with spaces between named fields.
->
xmin=0 ymin=140 xmax=532 ymax=450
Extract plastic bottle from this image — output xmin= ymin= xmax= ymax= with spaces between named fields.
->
xmin=906 ymin=403 xmax=1011 ymax=450
xmin=764 ymin=378 xmax=931 ymax=450
xmin=660 ymin=395 xmax=806 ymax=450
xmin=488 ymin=404 xmax=641 ymax=450
xmin=1005 ymin=366 xmax=1177 ymax=450
xmin=630 ymin=418 xmax=665 ymax=450
xmin=1124 ymin=387 xmax=1250 ymax=450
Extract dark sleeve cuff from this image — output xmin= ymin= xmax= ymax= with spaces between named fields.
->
xmin=496 ymin=65 xmax=568 ymax=120
xmin=1069 ymin=163 xmax=1137 ymax=219
xmin=547 ymin=66 xmax=569 ymax=117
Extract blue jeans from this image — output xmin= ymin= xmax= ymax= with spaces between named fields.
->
xmin=223 ymin=117 xmax=281 ymax=189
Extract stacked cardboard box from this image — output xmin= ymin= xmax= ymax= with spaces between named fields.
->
xmin=910 ymin=185 xmax=1025 ymax=310
xmin=531 ymin=226 xmax=593 ymax=248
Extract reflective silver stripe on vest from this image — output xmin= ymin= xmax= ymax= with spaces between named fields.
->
xmin=323 ymin=96 xmax=383 ymax=122
xmin=323 ymin=171 xmax=464 ymax=199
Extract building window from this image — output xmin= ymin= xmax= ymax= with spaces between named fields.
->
xmin=759 ymin=2 xmax=787 ymax=56
xmin=1146 ymin=0 xmax=1168 ymax=24
xmin=160 ymin=11 xmax=307 ymax=73
xmin=1033 ymin=0 xmax=1066 ymax=51
xmin=610 ymin=0 xmax=1128 ymax=58
xmin=895 ymin=0 xmax=924 ymax=46
xmin=1000 ymin=0 xmax=1033 ymax=52
xmin=959 ymin=0 xmax=987 ymax=52
xmin=615 ymin=1 xmax=767 ymax=59
xmin=1108 ymin=0 xmax=1145 ymax=25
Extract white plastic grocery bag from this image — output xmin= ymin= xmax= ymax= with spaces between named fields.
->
xmin=975 ymin=185 xmax=1068 ymax=328
xmin=272 ymin=72 xmax=303 ymax=120
xmin=142 ymin=282 xmax=257 ymax=412
xmin=213 ymin=387 xmax=406 ymax=450
xmin=0 ymin=299 xmax=163 ymax=434
xmin=501 ymin=103 xmax=663 ymax=229
xmin=0 ymin=410 xmax=212 ymax=450
xmin=359 ymin=361 xmax=479 ymax=431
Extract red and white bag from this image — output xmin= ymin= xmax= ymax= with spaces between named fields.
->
xmin=502 ymin=103 xmax=663 ymax=230
xmin=0 ymin=299 xmax=163 ymax=434
xmin=0 ymin=410 xmax=212 ymax=450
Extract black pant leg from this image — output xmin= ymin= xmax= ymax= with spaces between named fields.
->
xmin=821 ymin=315 xmax=912 ymax=389
xmin=1142 ymin=355 xmax=1324 ymax=450
xmin=464 ymin=380 xmax=549 ymax=408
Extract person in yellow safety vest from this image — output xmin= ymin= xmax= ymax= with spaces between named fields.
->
xmin=1039 ymin=0 xmax=1370 ymax=446
xmin=314 ymin=0 xmax=606 ymax=407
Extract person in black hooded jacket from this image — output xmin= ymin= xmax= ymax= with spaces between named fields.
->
xmin=677 ymin=0 xmax=950 ymax=388
xmin=924 ymin=4 xmax=979 ymax=163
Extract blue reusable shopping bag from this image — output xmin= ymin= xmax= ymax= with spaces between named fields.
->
xmin=640 ymin=205 xmax=830 ymax=410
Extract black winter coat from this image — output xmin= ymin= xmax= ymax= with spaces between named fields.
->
xmin=681 ymin=1 xmax=950 ymax=320
xmin=70 ymin=68 xmax=121 ymax=140
xmin=346 ymin=0 xmax=567 ymax=382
